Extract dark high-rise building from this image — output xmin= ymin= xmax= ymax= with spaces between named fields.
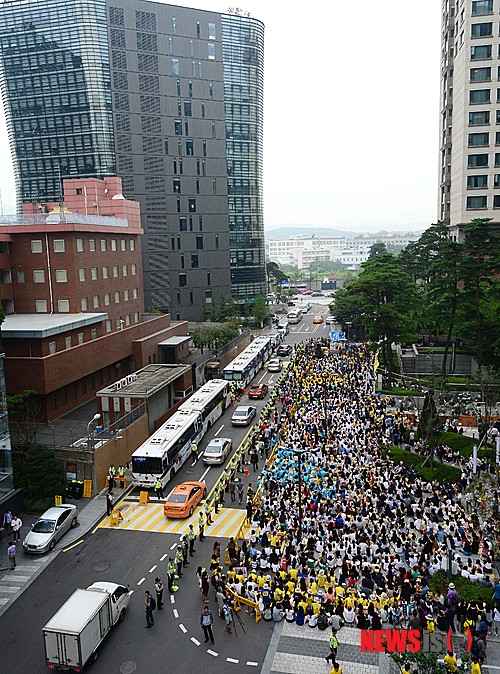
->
xmin=0 ymin=0 xmax=266 ymax=319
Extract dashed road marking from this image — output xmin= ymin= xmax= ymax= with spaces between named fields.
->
xmin=207 ymin=649 xmax=218 ymax=657
xmin=170 ymin=595 xmax=175 ymax=604
xmin=227 ymin=657 xmax=239 ymax=663
xmin=137 ymin=577 xmax=145 ymax=586
xmin=191 ymin=637 xmax=201 ymax=646
xmin=149 ymin=565 xmax=157 ymax=573
xmin=170 ymin=543 xmax=177 ymax=550
xmin=246 ymin=662 xmax=258 ymax=667
xmin=179 ymin=624 xmax=187 ymax=633
xmin=173 ymin=608 xmax=179 ymax=618
xmin=214 ymin=424 xmax=224 ymax=436
xmin=160 ymin=554 xmax=167 ymax=561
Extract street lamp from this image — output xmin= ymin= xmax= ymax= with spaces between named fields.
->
xmin=87 ymin=413 xmax=101 ymax=451
xmin=292 ymin=445 xmax=319 ymax=540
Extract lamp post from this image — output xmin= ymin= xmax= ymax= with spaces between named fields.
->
xmin=87 ymin=413 xmax=101 ymax=451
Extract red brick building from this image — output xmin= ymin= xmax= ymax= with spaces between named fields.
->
xmin=0 ymin=177 xmax=192 ymax=421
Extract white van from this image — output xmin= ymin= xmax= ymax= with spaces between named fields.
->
xmin=287 ymin=310 xmax=302 ymax=324
xmin=277 ymin=318 xmax=289 ymax=335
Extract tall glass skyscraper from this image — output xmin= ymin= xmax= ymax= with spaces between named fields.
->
xmin=0 ymin=0 xmax=266 ymax=319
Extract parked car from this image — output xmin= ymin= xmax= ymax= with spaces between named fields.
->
xmin=23 ymin=504 xmax=78 ymax=554
xmin=163 ymin=481 xmax=206 ymax=518
xmin=277 ymin=344 xmax=292 ymax=357
xmin=313 ymin=315 xmax=324 ymax=324
xmin=312 ymin=292 xmax=323 ymax=297
xmin=202 ymin=438 xmax=232 ymax=465
xmin=325 ymin=315 xmax=335 ymax=324
xmin=267 ymin=358 xmax=282 ymax=372
xmin=248 ymin=383 xmax=269 ymax=399
xmin=231 ymin=405 xmax=257 ymax=426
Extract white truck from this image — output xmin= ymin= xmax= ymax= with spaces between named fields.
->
xmin=43 ymin=582 xmax=131 ymax=670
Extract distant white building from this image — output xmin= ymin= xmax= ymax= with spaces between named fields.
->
xmin=266 ymin=232 xmax=419 ymax=269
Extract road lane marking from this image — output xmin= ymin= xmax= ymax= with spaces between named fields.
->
xmin=160 ymin=554 xmax=167 ymax=561
xmin=246 ymin=662 xmax=258 ymax=667
xmin=149 ymin=565 xmax=157 ymax=573
xmin=258 ymin=372 xmax=266 ymax=383
xmin=227 ymin=657 xmax=239 ymax=663
xmin=62 ymin=539 xmax=84 ymax=552
xmin=207 ymin=649 xmax=218 ymax=657
xmin=179 ymin=623 xmax=187 ymax=633
xmin=199 ymin=465 xmax=211 ymax=481
xmin=173 ymin=608 xmax=179 ymax=618
xmin=137 ymin=577 xmax=145 ymax=586
xmin=170 ymin=543 xmax=177 ymax=549
xmin=191 ymin=637 xmax=201 ymax=646
xmin=170 ymin=595 xmax=175 ymax=604
xmin=214 ymin=424 xmax=224 ymax=436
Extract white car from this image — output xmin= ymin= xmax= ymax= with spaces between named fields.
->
xmin=267 ymin=358 xmax=282 ymax=372
xmin=202 ymin=438 xmax=232 ymax=465
xmin=231 ymin=405 xmax=257 ymax=426
xmin=325 ymin=315 xmax=335 ymax=324
xmin=23 ymin=504 xmax=78 ymax=554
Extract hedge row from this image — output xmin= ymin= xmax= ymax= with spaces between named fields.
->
xmin=389 ymin=446 xmax=461 ymax=484
xmin=428 ymin=570 xmax=495 ymax=608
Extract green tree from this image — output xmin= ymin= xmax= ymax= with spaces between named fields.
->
xmin=253 ymin=294 xmax=270 ymax=327
xmin=418 ymin=389 xmax=439 ymax=467
xmin=368 ymin=242 xmax=388 ymax=258
xmin=20 ymin=444 xmax=67 ymax=503
xmin=7 ymin=389 xmax=40 ymax=450
xmin=331 ymin=253 xmax=417 ymax=375
xmin=392 ymin=651 xmax=469 ymax=674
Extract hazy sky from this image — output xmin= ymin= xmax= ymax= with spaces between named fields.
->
xmin=0 ymin=0 xmax=441 ymax=232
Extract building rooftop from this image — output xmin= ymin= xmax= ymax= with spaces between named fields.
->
xmin=97 ymin=363 xmax=191 ymax=398
xmin=158 ymin=336 xmax=191 ymax=346
xmin=1 ymin=313 xmax=108 ymax=338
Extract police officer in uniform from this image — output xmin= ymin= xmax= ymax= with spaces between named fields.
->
xmin=175 ymin=546 xmax=184 ymax=577
xmin=154 ymin=477 xmax=163 ymax=500
xmin=187 ymin=524 xmax=196 ymax=556
xmin=167 ymin=558 xmax=175 ymax=593
xmin=154 ymin=577 xmax=164 ymax=610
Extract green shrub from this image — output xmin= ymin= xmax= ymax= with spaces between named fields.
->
xmin=428 ymin=570 xmax=494 ymax=608
xmin=389 ymin=446 xmax=461 ymax=484
xmin=378 ymin=387 xmax=425 ymax=397
xmin=435 ymin=431 xmax=497 ymax=462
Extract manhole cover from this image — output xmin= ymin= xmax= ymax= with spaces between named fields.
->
xmin=92 ymin=561 xmax=110 ymax=572
xmin=120 ymin=662 xmax=138 ymax=674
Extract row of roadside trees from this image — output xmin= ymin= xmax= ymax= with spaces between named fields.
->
xmin=330 ymin=218 xmax=500 ymax=377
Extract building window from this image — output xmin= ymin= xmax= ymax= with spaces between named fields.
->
xmin=468 ymin=132 xmax=489 ymax=146
xmin=111 ymin=240 xmax=117 ymax=251
xmin=77 ymin=239 xmax=84 ymax=252
xmin=122 ymin=265 xmax=128 ymax=276
xmin=31 ymin=240 xmax=42 ymax=253
xmin=100 ymin=240 xmax=107 ymax=252
xmin=196 ymin=235 xmax=204 ymax=250
xmin=115 ymin=291 xmax=120 ymax=303
xmin=189 ymin=290 xmax=194 ymax=305
xmin=469 ymin=110 xmax=490 ymax=125
xmin=131 ymin=264 xmax=137 ymax=275
xmin=65 ymin=336 xmax=72 ymax=349
xmin=188 ymin=198 xmax=196 ymax=212
xmin=78 ymin=332 xmax=84 ymax=345
xmin=201 ymin=102 xmax=205 ymax=118
xmin=134 ymin=312 xmax=139 ymax=323
xmin=133 ymin=288 xmax=138 ymax=299
xmin=172 ymin=58 xmax=180 ymax=75
xmin=184 ymin=100 xmax=192 ymax=116
xmin=177 ymin=235 xmax=181 ymax=250
xmin=179 ymin=273 xmax=187 ymax=287
xmin=36 ymin=299 xmax=47 ymax=312
xmin=213 ymin=178 xmax=217 ymax=194
xmin=89 ymin=239 xmax=96 ymax=252
xmin=104 ymin=293 xmax=110 ymax=306
xmin=191 ymin=253 xmax=199 ymax=268
xmin=49 ymin=341 xmax=56 ymax=354
xmin=494 ymin=195 xmax=500 ymax=207
xmin=186 ymin=139 xmax=194 ymax=155
xmin=196 ymin=179 xmax=200 ymax=194
xmin=124 ymin=289 xmax=129 ymax=301
xmin=81 ymin=297 xmax=88 ymax=311
xmin=58 ymin=300 xmax=70 ymax=312
xmin=130 ymin=240 xmax=135 ymax=251
xmin=207 ymin=270 xmax=211 ymax=286
xmin=173 ymin=177 xmax=181 ymax=193
xmin=199 ymin=216 xmax=203 ymax=231
xmin=125 ymin=314 xmax=131 ymax=326
xmin=33 ymin=270 xmax=45 ymax=283
xmin=205 ymin=288 xmax=212 ymax=303
xmin=113 ymin=265 xmax=119 ymax=278
xmin=53 ymin=239 xmax=64 ymax=253
xmin=467 ymin=175 xmax=488 ymax=188
xmin=17 ymin=270 xmax=25 ymax=283
xmin=472 ymin=1 xmax=493 ymax=15
xmin=93 ymin=295 xmax=100 ymax=308
xmin=203 ymin=141 xmax=207 ymax=157
xmin=470 ymin=89 xmax=491 ymax=104
xmin=103 ymin=266 xmax=109 ymax=279
xmin=208 ymin=22 xmax=216 ymax=39
xmin=207 ymin=42 xmax=215 ymax=60
xmin=468 ymin=153 xmax=489 ymax=167
xmin=91 ymin=267 xmax=98 ymax=280
xmin=471 ymin=22 xmax=493 ymax=37
xmin=466 ymin=195 xmax=488 ymax=208
xmin=209 ymin=82 xmax=213 ymax=98
xmin=106 ymin=320 xmax=112 ymax=333
xmin=121 ymin=240 xmax=126 ymax=251
xmin=79 ymin=268 xmax=86 ymax=281
xmin=215 ymin=234 xmax=219 ymax=249
xmin=471 ymin=44 xmax=492 ymax=60
xmin=179 ymin=217 xmax=187 ymax=232
xmin=91 ymin=328 xmax=98 ymax=339
xmin=470 ymin=67 xmax=491 ymax=82
xmin=61 ymin=388 xmax=68 ymax=405
xmin=55 ymin=269 xmax=67 ymax=283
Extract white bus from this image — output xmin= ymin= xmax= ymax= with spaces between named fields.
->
xmin=287 ymin=310 xmax=302 ymax=324
xmin=223 ymin=336 xmax=272 ymax=387
xmin=131 ymin=409 xmax=203 ymax=488
xmin=178 ymin=378 xmax=231 ymax=434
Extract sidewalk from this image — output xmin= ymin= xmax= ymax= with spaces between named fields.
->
xmin=0 ymin=480 xmax=129 ymax=619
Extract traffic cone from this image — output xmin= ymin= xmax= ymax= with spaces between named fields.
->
xmin=244 ymin=465 xmax=249 ymax=477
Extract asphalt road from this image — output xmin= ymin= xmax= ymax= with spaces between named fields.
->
xmin=0 ymin=304 xmax=332 ymax=674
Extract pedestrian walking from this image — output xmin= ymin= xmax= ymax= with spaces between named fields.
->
xmin=198 ymin=512 xmax=205 ymax=541
xmin=154 ymin=577 xmax=164 ymax=610
xmin=200 ymin=606 xmax=215 ymax=644
xmin=3 ymin=510 xmax=12 ymax=534
xmin=191 ymin=442 xmax=198 ymax=464
xmin=229 ymin=477 xmax=236 ymax=502
xmin=188 ymin=523 xmax=196 ymax=556
xmin=236 ymin=480 xmax=244 ymax=504
xmin=11 ymin=515 xmax=22 ymax=542
xmin=144 ymin=591 xmax=155 ymax=627
xmin=106 ymin=493 xmax=113 ymax=516
xmin=325 ymin=628 xmax=339 ymax=663
xmin=7 ymin=541 xmax=16 ymax=570
xmin=154 ymin=477 xmax=163 ymax=500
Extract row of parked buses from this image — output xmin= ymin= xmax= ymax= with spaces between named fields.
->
xmin=131 ymin=336 xmax=274 ymax=490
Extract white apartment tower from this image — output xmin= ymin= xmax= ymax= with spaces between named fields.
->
xmin=440 ymin=0 xmax=500 ymax=239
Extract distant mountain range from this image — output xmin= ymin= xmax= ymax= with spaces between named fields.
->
xmin=265 ymin=226 xmax=422 ymax=240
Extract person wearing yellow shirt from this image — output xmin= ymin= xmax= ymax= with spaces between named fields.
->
xmin=329 ymin=664 xmax=342 ymax=674
xmin=471 ymin=657 xmax=482 ymax=674
xmin=335 ymin=586 xmax=345 ymax=600
xmin=425 ymin=616 xmax=435 ymax=634
xmin=443 ymin=651 xmax=457 ymax=672
xmin=401 ymin=667 xmax=411 ymax=674
xmin=289 ymin=568 xmax=299 ymax=581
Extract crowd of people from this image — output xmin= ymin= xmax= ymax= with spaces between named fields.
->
xmin=199 ymin=339 xmax=499 ymax=671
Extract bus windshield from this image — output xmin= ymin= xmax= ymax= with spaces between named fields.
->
xmin=132 ymin=456 xmax=163 ymax=475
